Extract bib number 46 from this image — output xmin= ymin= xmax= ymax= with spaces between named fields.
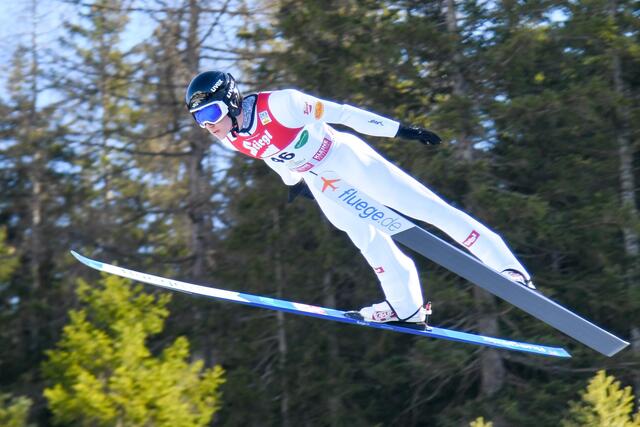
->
xmin=270 ymin=152 xmax=295 ymax=163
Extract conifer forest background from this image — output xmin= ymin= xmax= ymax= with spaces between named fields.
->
xmin=0 ymin=0 xmax=639 ymax=425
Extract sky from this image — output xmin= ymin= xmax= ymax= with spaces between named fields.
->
xmin=0 ymin=2 xmax=63 ymax=70
xmin=0 ymin=1 xmax=154 ymax=97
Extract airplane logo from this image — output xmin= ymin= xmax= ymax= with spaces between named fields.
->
xmin=321 ymin=177 xmax=340 ymax=192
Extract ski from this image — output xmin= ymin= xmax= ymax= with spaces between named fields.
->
xmin=71 ymin=251 xmax=570 ymax=358
xmin=308 ymin=171 xmax=629 ymax=357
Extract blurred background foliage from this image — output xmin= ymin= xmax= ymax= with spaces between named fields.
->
xmin=0 ymin=0 xmax=638 ymax=425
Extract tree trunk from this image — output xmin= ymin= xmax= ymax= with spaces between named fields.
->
xmin=473 ymin=286 xmax=505 ymax=395
xmin=181 ymin=1 xmax=219 ymax=375
xmin=187 ymin=137 xmax=211 ymax=278
xmin=96 ymin=4 xmax=116 ymax=251
xmin=323 ymin=269 xmax=340 ymax=427
xmin=184 ymin=0 xmax=213 ymax=279
xmin=446 ymin=0 xmax=506 ymax=398
xmin=608 ymin=0 xmax=639 ymax=389
xmin=23 ymin=0 xmax=44 ymax=358
xmin=28 ymin=0 xmax=44 ymax=293
xmin=445 ymin=0 xmax=474 ymax=162
xmin=272 ymin=208 xmax=290 ymax=427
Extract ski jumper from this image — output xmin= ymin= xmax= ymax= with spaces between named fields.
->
xmin=219 ymin=90 xmax=529 ymax=318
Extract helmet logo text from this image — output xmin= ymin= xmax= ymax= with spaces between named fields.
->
xmin=211 ymin=79 xmax=224 ymax=93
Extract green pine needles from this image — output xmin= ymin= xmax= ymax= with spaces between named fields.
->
xmin=42 ymin=275 xmax=225 ymax=427
xmin=0 ymin=393 xmax=33 ymax=427
xmin=473 ymin=371 xmax=640 ymax=427
xmin=563 ymin=370 xmax=640 ymax=427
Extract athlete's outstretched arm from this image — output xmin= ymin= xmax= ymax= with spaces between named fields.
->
xmin=268 ymin=89 xmax=441 ymax=145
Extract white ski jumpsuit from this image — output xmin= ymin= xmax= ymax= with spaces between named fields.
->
xmin=219 ymin=89 xmax=529 ymax=319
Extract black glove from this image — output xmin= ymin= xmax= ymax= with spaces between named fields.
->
xmin=396 ymin=124 xmax=442 ymax=145
xmin=287 ymin=181 xmax=315 ymax=203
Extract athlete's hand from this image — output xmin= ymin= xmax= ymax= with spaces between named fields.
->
xmin=396 ymin=124 xmax=442 ymax=145
xmin=288 ymin=181 xmax=315 ymax=203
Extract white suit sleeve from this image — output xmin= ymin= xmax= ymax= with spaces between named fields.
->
xmin=263 ymin=157 xmax=303 ymax=186
xmin=269 ymin=89 xmax=400 ymax=138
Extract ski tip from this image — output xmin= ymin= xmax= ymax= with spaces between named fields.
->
xmin=70 ymin=250 xmax=85 ymax=263
xmin=69 ymin=250 xmax=104 ymax=270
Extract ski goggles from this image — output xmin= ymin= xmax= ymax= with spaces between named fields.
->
xmin=191 ymin=100 xmax=228 ymax=127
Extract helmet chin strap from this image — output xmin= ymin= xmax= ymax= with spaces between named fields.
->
xmin=230 ymin=115 xmax=240 ymax=137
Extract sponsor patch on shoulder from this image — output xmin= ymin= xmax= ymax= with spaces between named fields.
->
xmin=259 ymin=110 xmax=272 ymax=125
xmin=314 ymin=101 xmax=324 ymax=119
xmin=303 ymin=102 xmax=312 ymax=115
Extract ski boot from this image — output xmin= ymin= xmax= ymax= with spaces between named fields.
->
xmin=345 ymin=301 xmax=432 ymax=331
xmin=501 ymin=269 xmax=536 ymax=290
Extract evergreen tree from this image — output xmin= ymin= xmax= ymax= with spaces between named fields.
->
xmin=0 ymin=228 xmax=19 ymax=283
xmin=470 ymin=417 xmax=493 ymax=427
xmin=0 ymin=0 xmax=637 ymax=425
xmin=0 ymin=393 xmax=33 ymax=427
xmin=0 ymin=6 xmax=75 ymax=396
xmin=52 ymin=0 xmax=149 ymax=258
xmin=558 ymin=0 xmax=640 ymax=384
xmin=42 ymin=274 xmax=225 ymax=426
xmin=242 ymin=0 xmax=637 ymax=425
xmin=563 ymin=370 xmax=640 ymax=427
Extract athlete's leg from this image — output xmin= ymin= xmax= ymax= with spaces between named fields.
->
xmin=322 ymin=132 xmax=530 ymax=279
xmin=306 ymin=181 xmax=423 ymax=318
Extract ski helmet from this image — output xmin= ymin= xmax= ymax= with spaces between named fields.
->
xmin=185 ymin=71 xmax=243 ymax=130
